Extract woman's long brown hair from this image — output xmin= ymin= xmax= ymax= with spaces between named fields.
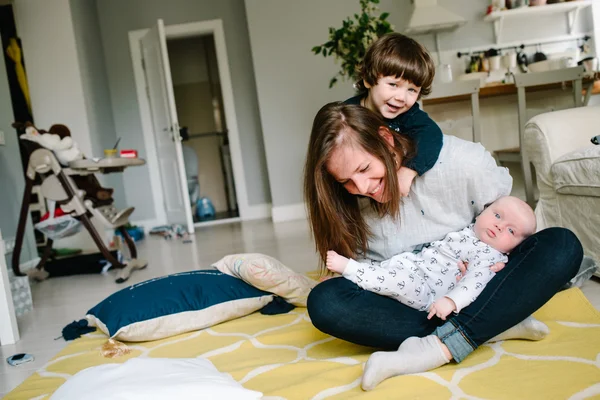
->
xmin=303 ymin=102 xmax=414 ymax=274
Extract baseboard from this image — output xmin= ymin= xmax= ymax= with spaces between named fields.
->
xmin=271 ymin=202 xmax=306 ymax=223
xmin=242 ymin=203 xmax=272 ymax=221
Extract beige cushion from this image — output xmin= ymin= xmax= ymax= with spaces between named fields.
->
xmin=551 ymin=146 xmax=600 ymax=197
xmin=213 ymin=253 xmax=317 ymax=307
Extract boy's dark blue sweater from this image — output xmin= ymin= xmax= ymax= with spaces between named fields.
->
xmin=345 ymin=94 xmax=442 ymax=176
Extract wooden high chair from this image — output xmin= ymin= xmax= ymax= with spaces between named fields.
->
xmin=12 ymin=140 xmax=148 ymax=283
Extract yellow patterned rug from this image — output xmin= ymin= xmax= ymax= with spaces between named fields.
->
xmin=5 ymin=288 xmax=600 ymax=399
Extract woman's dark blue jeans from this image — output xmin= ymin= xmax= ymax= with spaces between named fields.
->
xmin=307 ymin=227 xmax=583 ymax=362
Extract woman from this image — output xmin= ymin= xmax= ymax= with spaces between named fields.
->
xmin=304 ymin=102 xmax=582 ymax=390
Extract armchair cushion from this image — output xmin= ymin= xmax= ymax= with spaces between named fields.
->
xmin=524 ymin=106 xmax=600 ymax=272
xmin=552 ymin=146 xmax=600 ymax=197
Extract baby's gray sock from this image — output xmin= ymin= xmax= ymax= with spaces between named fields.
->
xmin=486 ymin=316 xmax=549 ymax=343
xmin=361 ymin=335 xmax=450 ymax=391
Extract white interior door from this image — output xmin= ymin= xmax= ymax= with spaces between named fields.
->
xmin=140 ymin=19 xmax=194 ymax=233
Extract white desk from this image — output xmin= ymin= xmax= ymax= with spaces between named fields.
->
xmin=0 ymin=229 xmax=20 ymax=345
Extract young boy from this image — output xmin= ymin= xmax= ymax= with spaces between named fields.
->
xmin=327 ymin=196 xmax=537 ymax=319
xmin=345 ymin=33 xmax=440 ymax=196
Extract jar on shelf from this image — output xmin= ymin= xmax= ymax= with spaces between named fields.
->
xmin=507 ymin=0 xmax=529 ymax=9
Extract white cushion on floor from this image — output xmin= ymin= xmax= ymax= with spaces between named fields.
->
xmin=50 ymin=357 xmax=263 ymax=400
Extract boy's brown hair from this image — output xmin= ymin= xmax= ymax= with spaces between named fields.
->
xmin=356 ymin=33 xmax=436 ymax=98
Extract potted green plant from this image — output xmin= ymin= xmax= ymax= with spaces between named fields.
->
xmin=311 ymin=0 xmax=394 ymax=88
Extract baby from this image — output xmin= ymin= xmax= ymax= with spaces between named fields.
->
xmin=327 ymin=196 xmax=536 ymax=320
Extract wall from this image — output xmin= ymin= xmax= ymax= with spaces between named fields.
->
xmin=70 ymin=0 xmax=125 ymax=206
xmin=244 ymin=0 xmax=357 ymax=215
xmin=244 ymin=0 xmax=595 ymax=217
xmin=169 ymin=36 xmax=218 ymax=85
xmin=0 ymin=30 xmax=37 ymax=267
xmin=594 ymin=1 xmax=600 ymax=57
xmin=95 ymin=0 xmax=271 ymax=221
xmin=13 ymin=0 xmax=133 ymax=251
xmin=13 ymin=0 xmax=94 ymax=158
xmin=412 ymin=0 xmax=593 ymax=52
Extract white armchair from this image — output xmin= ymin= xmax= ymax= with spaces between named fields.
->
xmin=523 ymin=105 xmax=600 ymax=273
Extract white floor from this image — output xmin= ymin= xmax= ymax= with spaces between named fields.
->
xmin=1 ymin=171 xmax=599 ymax=396
xmin=0 ymin=218 xmax=320 ymax=396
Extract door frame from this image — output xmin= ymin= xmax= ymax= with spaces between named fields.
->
xmin=129 ymin=19 xmax=251 ymax=225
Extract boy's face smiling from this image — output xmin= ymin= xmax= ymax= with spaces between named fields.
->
xmin=364 ymin=76 xmax=421 ymax=119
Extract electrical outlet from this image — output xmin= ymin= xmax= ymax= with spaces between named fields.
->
xmin=3 ymin=237 xmax=16 ymax=254
xmin=0 ymin=130 xmax=5 ymax=146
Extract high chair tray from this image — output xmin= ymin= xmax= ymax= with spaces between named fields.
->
xmin=69 ymin=158 xmax=145 ymax=171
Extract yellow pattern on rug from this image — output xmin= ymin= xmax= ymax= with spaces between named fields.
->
xmin=5 ymin=288 xmax=600 ymax=399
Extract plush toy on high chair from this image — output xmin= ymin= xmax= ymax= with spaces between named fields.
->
xmin=12 ymin=125 xmax=148 ymax=284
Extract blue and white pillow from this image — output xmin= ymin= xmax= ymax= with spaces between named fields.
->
xmin=86 ymin=270 xmax=274 ymax=341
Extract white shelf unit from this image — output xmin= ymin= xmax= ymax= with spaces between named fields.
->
xmin=484 ymin=0 xmax=593 ymax=44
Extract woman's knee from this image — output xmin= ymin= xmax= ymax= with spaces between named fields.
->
xmin=525 ymin=227 xmax=583 ymax=277
xmin=307 ymin=280 xmax=327 ymax=324
xmin=307 ymin=278 xmax=354 ymax=330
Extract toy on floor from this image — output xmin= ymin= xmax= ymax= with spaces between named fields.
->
xmin=592 ymin=135 xmax=599 ymax=145
xmin=27 ymin=250 xmax=126 ymax=282
xmin=115 ymin=223 xmax=145 ymax=242
xmin=150 ymin=224 xmax=192 ymax=243
xmin=196 ymin=197 xmax=216 ymax=220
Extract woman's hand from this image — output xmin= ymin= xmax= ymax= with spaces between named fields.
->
xmin=397 ymin=167 xmax=418 ymax=197
xmin=456 ymin=260 xmax=468 ymax=281
xmin=456 ymin=260 xmax=506 ymax=282
xmin=490 ymin=262 xmax=506 ymax=273
xmin=427 ymin=297 xmax=456 ymax=320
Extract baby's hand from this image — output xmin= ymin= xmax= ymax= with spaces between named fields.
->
xmin=326 ymin=250 xmax=349 ymax=274
xmin=397 ymin=167 xmax=418 ymax=197
xmin=427 ymin=297 xmax=456 ymax=320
